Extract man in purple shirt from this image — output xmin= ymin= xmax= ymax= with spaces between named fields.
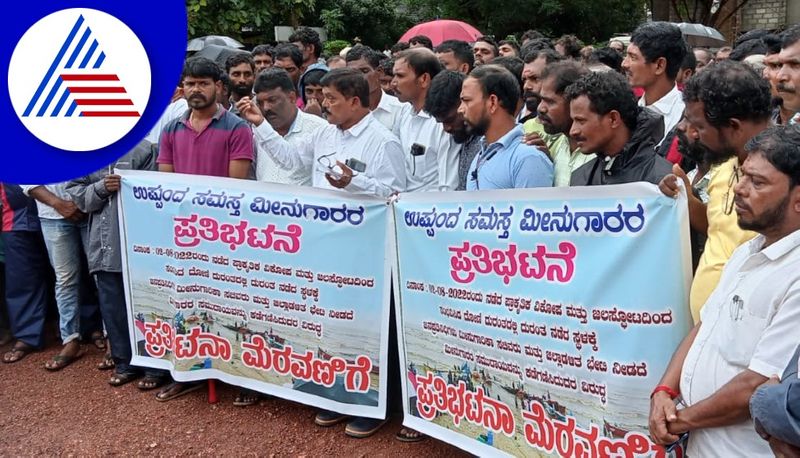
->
xmin=157 ymin=57 xmax=253 ymax=179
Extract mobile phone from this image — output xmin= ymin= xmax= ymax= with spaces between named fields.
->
xmin=345 ymin=158 xmax=366 ymax=172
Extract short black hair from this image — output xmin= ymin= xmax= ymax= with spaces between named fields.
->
xmin=520 ymin=38 xmax=555 ymax=62
xmin=409 ymin=35 xmax=433 ymax=50
xmin=588 ymin=48 xmax=623 ymax=73
xmin=523 ymin=48 xmax=563 ymax=65
xmin=763 ymin=34 xmax=783 ymax=55
xmin=521 ymin=30 xmax=546 ymax=43
xmin=424 ymin=70 xmax=465 ymax=119
xmin=182 ymin=56 xmax=222 ymax=81
xmin=630 ymin=22 xmax=688 ymax=80
xmin=252 ymin=44 xmax=273 ymax=58
xmin=489 ymin=56 xmax=524 ymax=94
xmin=540 ymin=60 xmax=591 ymax=95
xmin=391 ymin=42 xmax=410 ymax=54
xmin=565 ymin=71 xmax=638 ymax=131
xmin=682 ymin=60 xmax=771 ymax=128
xmin=434 ymin=40 xmax=475 ymax=71
xmin=782 ymin=25 xmax=800 ymax=49
xmin=288 ymin=26 xmax=322 ymax=58
xmin=273 ymin=43 xmax=303 ymax=68
xmin=345 ymin=45 xmax=382 ymax=69
xmin=475 ymin=36 xmax=499 ymax=56
xmin=303 ymin=69 xmax=327 ymax=87
xmin=380 ymin=58 xmax=395 ymax=76
xmin=681 ymin=43 xmax=697 ymax=71
xmin=320 ymin=67 xmax=370 ymax=108
xmin=555 ymin=34 xmax=584 ymax=59
xmin=218 ymin=72 xmax=232 ymax=93
xmin=499 ymin=40 xmax=521 ymax=55
xmin=745 ymin=125 xmax=800 ymax=188
xmin=730 ymin=38 xmax=768 ymax=61
xmin=253 ymin=67 xmax=296 ymax=94
xmin=468 ymin=65 xmax=520 ymax=116
xmin=396 ymin=49 xmax=443 ymax=80
xmin=225 ymin=52 xmax=255 ymax=73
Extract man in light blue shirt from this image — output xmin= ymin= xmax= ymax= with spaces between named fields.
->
xmin=460 ymin=65 xmax=553 ymax=190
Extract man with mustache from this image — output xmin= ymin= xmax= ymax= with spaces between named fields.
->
xmin=566 ymin=71 xmax=672 ymax=186
xmin=777 ymin=25 xmax=800 ymax=125
xmin=224 ymin=53 xmax=256 ymax=118
xmin=659 ymin=61 xmax=771 ymax=323
xmin=459 ymin=65 xmax=553 ymax=190
xmin=253 ymin=68 xmax=327 ymax=186
xmin=521 ymin=49 xmax=563 ymax=125
xmin=534 ymin=60 xmax=593 ymax=186
xmin=649 ymin=125 xmax=800 ymax=458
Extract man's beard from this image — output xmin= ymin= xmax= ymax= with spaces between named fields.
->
xmin=465 ymin=114 xmax=490 ymax=137
xmin=677 ymin=130 xmax=715 ymax=165
xmin=736 ymin=194 xmax=789 ymax=232
xmin=188 ymin=94 xmax=214 ymax=109
xmin=450 ymin=126 xmax=470 ymax=144
xmin=523 ymin=91 xmax=540 ymax=113
xmin=232 ymin=83 xmax=253 ymax=97
xmin=538 ymin=112 xmax=568 ymax=135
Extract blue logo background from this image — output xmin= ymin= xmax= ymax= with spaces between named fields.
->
xmin=2 ymin=1 xmax=187 ymax=184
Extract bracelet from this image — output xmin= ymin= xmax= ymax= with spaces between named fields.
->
xmin=651 ymin=385 xmax=680 ymax=399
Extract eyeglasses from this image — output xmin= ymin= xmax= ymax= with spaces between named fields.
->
xmin=723 ymin=165 xmax=739 ymax=216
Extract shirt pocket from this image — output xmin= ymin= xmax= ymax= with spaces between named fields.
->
xmin=718 ymin=292 xmax=770 ymax=367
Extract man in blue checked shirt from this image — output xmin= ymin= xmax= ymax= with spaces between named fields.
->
xmin=459 ymin=65 xmax=553 ymax=190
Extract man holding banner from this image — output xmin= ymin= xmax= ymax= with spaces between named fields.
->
xmin=237 ymin=67 xmax=406 ymax=198
xmin=649 ymin=125 xmax=800 ymax=457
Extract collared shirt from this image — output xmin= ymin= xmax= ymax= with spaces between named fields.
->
xmin=524 ymin=118 xmax=593 ymax=187
xmin=457 ymin=136 xmax=481 ymax=191
xmin=256 ymin=110 xmax=327 ymax=186
xmin=690 ymin=156 xmax=757 ymax=322
xmin=253 ymin=112 xmax=406 ymax=198
xmin=393 ymin=105 xmax=460 ymax=192
xmin=0 ymin=184 xmax=40 ymax=232
xmin=20 ymin=183 xmax=74 ymax=220
xmin=465 ymin=125 xmax=553 ymax=190
xmin=157 ymin=104 xmax=254 ymax=177
xmin=372 ymin=92 xmax=407 ymax=131
xmin=639 ymin=84 xmax=684 ymax=147
xmin=681 ymin=229 xmax=800 ymax=457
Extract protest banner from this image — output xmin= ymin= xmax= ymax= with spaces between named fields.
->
xmin=393 ymin=184 xmax=693 ymax=457
xmin=117 ymin=170 xmax=392 ymax=418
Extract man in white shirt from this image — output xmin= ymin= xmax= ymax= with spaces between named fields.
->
xmin=344 ymin=46 xmax=406 ymax=131
xmin=649 ymin=125 xmax=800 ymax=457
xmin=391 ymin=48 xmax=460 ymax=192
xmin=622 ymin=22 xmax=687 ymax=149
xmin=252 ymin=68 xmax=327 ymax=185
xmin=237 ymin=67 xmax=406 ymax=198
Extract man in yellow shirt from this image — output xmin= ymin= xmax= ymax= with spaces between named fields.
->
xmin=660 ymin=61 xmax=771 ymax=322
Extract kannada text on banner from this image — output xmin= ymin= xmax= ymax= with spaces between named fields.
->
xmin=393 ymin=184 xmax=693 ymax=457
xmin=117 ymin=170 xmax=392 ymax=419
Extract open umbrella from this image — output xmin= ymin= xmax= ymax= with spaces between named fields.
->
xmin=193 ymin=44 xmax=249 ymax=68
xmin=399 ymin=19 xmax=483 ymax=47
xmin=187 ymin=35 xmax=245 ymax=52
xmin=674 ymin=23 xmax=727 ymax=47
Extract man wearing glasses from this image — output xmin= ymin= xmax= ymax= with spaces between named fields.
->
xmin=649 ymin=125 xmax=800 ymax=458
xmin=237 ymin=67 xmax=406 ymax=198
xmin=659 ymin=61 xmax=771 ymax=322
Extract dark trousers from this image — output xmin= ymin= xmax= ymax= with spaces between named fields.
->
xmin=94 ymin=271 xmax=133 ymax=372
xmin=2 ymin=231 xmax=50 ymax=348
xmin=0 ymin=260 xmax=8 ymax=333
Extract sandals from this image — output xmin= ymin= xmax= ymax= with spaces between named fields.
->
xmin=90 ymin=332 xmax=107 ymax=350
xmin=97 ymin=352 xmax=115 ymax=370
xmin=155 ymin=382 xmax=204 ymax=402
xmin=233 ymin=389 xmax=262 ymax=407
xmin=2 ymin=341 xmax=36 ymax=364
xmin=44 ymin=349 xmax=85 ymax=371
xmin=137 ymin=375 xmax=168 ymax=391
xmin=395 ymin=427 xmax=427 ymax=442
xmin=108 ymin=371 xmax=141 ymax=387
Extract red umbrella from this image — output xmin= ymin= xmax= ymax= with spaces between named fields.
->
xmin=399 ymin=19 xmax=483 ymax=47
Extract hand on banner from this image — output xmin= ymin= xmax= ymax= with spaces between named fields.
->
xmin=104 ymin=174 xmax=122 ymax=193
xmin=522 ymin=131 xmax=551 ymax=159
xmin=658 ymin=163 xmax=691 ymax=199
xmin=235 ymin=97 xmax=264 ymax=127
xmin=325 ymin=161 xmax=353 ymax=189
xmin=648 ymin=391 xmax=680 ymax=444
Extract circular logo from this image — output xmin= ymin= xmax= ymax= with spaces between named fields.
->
xmin=8 ymin=8 xmax=151 ymax=151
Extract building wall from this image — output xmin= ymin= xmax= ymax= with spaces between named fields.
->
xmin=740 ymin=0 xmax=787 ymax=30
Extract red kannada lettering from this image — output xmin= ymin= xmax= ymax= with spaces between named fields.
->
xmin=448 ymin=241 xmax=576 ymax=285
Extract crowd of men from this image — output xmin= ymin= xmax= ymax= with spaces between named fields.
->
xmin=2 ymin=22 xmax=800 ymax=454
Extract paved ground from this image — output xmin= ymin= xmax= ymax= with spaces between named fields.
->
xmin=0 ymin=340 xmax=468 ymax=456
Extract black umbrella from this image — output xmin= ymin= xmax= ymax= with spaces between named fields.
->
xmin=674 ymin=22 xmax=727 ymax=47
xmin=187 ymin=35 xmax=245 ymax=52
xmin=193 ymin=44 xmax=249 ymax=69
